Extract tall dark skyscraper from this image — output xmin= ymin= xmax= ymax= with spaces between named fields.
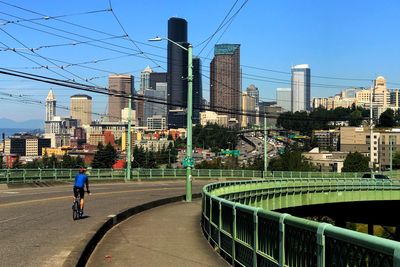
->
xmin=167 ymin=17 xmax=188 ymax=128
xmin=192 ymin=57 xmax=202 ymax=125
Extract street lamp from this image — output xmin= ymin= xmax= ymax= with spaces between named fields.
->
xmin=149 ymin=36 xmax=193 ymax=202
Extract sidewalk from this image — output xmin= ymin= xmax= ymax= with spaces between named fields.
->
xmin=86 ymin=200 xmax=229 ymax=267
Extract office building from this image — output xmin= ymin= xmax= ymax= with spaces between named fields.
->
xmin=144 ymin=82 xmax=167 ymax=123
xmin=210 ymin=44 xmax=241 ymax=122
xmin=167 ymin=17 xmax=188 ymax=128
xmin=247 ymin=84 xmax=259 ymax=106
xmin=147 ymin=115 xmax=167 ymax=130
xmin=108 ymin=75 xmax=134 ymax=122
xmin=149 ymin=72 xmax=167 ymax=90
xmin=46 ymin=90 xmax=56 ymax=121
xmin=241 ymin=92 xmax=256 ymax=128
xmin=140 ymin=66 xmax=153 ymax=92
xmin=70 ymin=94 xmax=92 ymax=126
xmin=312 ymin=130 xmax=340 ymax=151
xmin=291 ymin=64 xmax=311 ymax=112
xmin=276 ymin=88 xmax=292 ymax=111
xmin=5 ymin=134 xmax=51 ymax=156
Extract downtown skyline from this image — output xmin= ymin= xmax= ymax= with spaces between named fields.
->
xmin=1 ymin=0 xmax=400 ymax=121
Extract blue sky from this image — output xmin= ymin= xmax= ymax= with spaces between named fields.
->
xmin=1 ymin=0 xmax=400 ymax=121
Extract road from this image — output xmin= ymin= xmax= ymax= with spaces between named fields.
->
xmin=0 ymin=180 xmax=211 ymax=267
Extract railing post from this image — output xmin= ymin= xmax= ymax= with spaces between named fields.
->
xmin=209 ymin=169 xmax=211 ymax=178
xmin=97 ymin=169 xmax=100 ymax=179
xmin=39 ymin=168 xmax=42 ymax=181
xmin=279 ymin=213 xmax=290 ymax=266
xmin=111 ymin=168 xmax=114 ymax=179
xmin=23 ymin=169 xmax=26 ymax=183
xmin=232 ymin=204 xmax=237 ymax=265
xmin=69 ymin=169 xmax=72 ymax=180
xmin=54 ymin=168 xmax=57 ymax=180
xmin=150 ymin=169 xmax=153 ymax=179
xmin=394 ymin=247 xmax=400 ymax=267
xmin=162 ymin=168 xmax=165 ymax=178
xmin=253 ymin=209 xmax=259 ymax=267
xmin=6 ymin=169 xmax=9 ymax=183
xmin=317 ymin=223 xmax=331 ymax=267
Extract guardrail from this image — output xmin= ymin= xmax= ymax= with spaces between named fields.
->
xmin=202 ymin=179 xmax=400 ymax=267
xmin=1 ymin=168 xmax=399 ymax=184
xmin=0 ymin=168 xmax=262 ymax=184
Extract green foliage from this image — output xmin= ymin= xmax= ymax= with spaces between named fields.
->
xmin=0 ymin=155 xmax=3 ymax=169
xmin=268 ymin=148 xmax=317 ymax=172
xmin=392 ymin=151 xmax=400 ymax=169
xmin=378 ymin=109 xmax=395 ymax=127
xmin=91 ymin=142 xmax=117 ymax=168
xmin=342 ymin=152 xmax=369 ymax=172
xmin=192 ymin=124 xmax=238 ymax=151
xmin=277 ymin=107 xmax=368 ymax=134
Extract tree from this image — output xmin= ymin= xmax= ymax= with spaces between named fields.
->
xmin=61 ymin=154 xmax=75 ymax=168
xmin=91 ymin=142 xmax=118 ymax=168
xmin=268 ymin=148 xmax=316 ymax=172
xmin=392 ymin=151 xmax=400 ymax=169
xmin=379 ymin=109 xmax=395 ymax=127
xmin=0 ymin=155 xmax=3 ymax=169
xmin=349 ymin=110 xmax=363 ymax=126
xmin=342 ymin=152 xmax=369 ymax=172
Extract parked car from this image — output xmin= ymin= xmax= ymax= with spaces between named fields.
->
xmin=362 ymin=173 xmax=390 ymax=179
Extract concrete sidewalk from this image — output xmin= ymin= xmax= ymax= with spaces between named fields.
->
xmin=86 ymin=200 xmax=229 ymax=267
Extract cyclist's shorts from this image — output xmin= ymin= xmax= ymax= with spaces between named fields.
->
xmin=73 ymin=186 xmax=85 ymax=199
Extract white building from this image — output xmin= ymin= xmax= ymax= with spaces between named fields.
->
xmin=291 ymin=64 xmax=311 ymax=112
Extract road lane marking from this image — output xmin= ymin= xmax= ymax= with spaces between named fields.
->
xmin=0 ymin=215 xmax=25 ymax=223
xmin=0 ymin=187 xmax=185 ymax=208
xmin=3 ymin=191 xmax=20 ymax=194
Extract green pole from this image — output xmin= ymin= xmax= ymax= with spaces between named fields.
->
xmin=127 ymin=94 xmax=132 ymax=180
xmin=186 ymin=44 xmax=193 ymax=202
xmin=264 ymin=114 xmax=268 ymax=177
xmin=390 ymin=135 xmax=393 ymax=172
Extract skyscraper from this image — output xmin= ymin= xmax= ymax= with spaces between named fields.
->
xmin=46 ymin=89 xmax=56 ymax=121
xmin=291 ymin=64 xmax=310 ymax=112
xmin=241 ymin=92 xmax=256 ymax=128
xmin=140 ymin=66 xmax=153 ymax=92
xmin=276 ymin=88 xmax=292 ymax=112
xmin=246 ymin=84 xmax=259 ymax=106
xmin=210 ymin=44 xmax=241 ymax=122
xmin=167 ymin=17 xmax=188 ymax=128
xmin=192 ymin=57 xmax=203 ymax=125
xmin=108 ymin=75 xmax=134 ymax=122
xmin=70 ymin=94 xmax=92 ymax=126
xmin=149 ymin=72 xmax=167 ymax=90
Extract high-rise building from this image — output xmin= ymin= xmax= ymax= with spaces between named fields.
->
xmin=276 ymin=88 xmax=292 ymax=111
xmin=167 ymin=17 xmax=188 ymax=128
xmin=246 ymin=84 xmax=259 ymax=106
xmin=241 ymin=92 xmax=256 ymax=128
xmin=46 ymin=90 xmax=56 ymax=121
xmin=193 ymin=57 xmax=203 ymax=125
xmin=210 ymin=44 xmax=241 ymax=122
xmin=149 ymin=72 xmax=167 ymax=90
xmin=140 ymin=66 xmax=153 ymax=92
xmin=291 ymin=64 xmax=311 ymax=112
xmin=108 ymin=75 xmax=134 ymax=122
xmin=144 ymin=82 xmax=167 ymax=123
xmin=70 ymin=94 xmax=92 ymax=126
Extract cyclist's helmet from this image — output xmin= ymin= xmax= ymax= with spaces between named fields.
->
xmin=79 ymin=167 xmax=86 ymax=173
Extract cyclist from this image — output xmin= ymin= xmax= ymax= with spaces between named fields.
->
xmin=73 ymin=167 xmax=90 ymax=216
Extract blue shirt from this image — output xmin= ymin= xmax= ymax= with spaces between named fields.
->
xmin=74 ymin=173 xmax=88 ymax=188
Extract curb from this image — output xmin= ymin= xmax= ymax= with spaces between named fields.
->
xmin=63 ymin=192 xmax=202 ymax=267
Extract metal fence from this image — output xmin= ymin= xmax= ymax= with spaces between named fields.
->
xmin=0 ymin=168 xmax=262 ymax=184
xmin=202 ymin=179 xmax=400 ymax=267
xmin=1 ymin=168 xmax=399 ymax=184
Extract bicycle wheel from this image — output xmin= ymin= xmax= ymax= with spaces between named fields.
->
xmin=72 ymin=200 xmax=79 ymax=220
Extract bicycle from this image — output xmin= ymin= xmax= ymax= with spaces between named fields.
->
xmin=72 ymin=188 xmax=83 ymax=220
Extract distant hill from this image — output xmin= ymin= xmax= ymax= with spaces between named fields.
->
xmin=0 ymin=118 xmax=43 ymax=129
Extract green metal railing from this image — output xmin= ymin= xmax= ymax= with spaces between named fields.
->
xmin=0 ymin=168 xmax=263 ymax=184
xmin=1 ymin=168 xmax=399 ymax=184
xmin=202 ymin=179 xmax=400 ymax=267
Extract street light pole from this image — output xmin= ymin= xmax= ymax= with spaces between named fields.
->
xmin=186 ymin=44 xmax=193 ymax=202
xmin=126 ymin=94 xmax=132 ymax=180
xmin=264 ymin=113 xmax=268 ymax=177
xmin=149 ymin=36 xmax=192 ymax=202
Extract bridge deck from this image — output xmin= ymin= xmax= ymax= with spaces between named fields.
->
xmin=87 ymin=200 xmax=228 ymax=267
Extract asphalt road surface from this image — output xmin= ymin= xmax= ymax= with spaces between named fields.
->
xmin=0 ymin=180 xmax=211 ymax=267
